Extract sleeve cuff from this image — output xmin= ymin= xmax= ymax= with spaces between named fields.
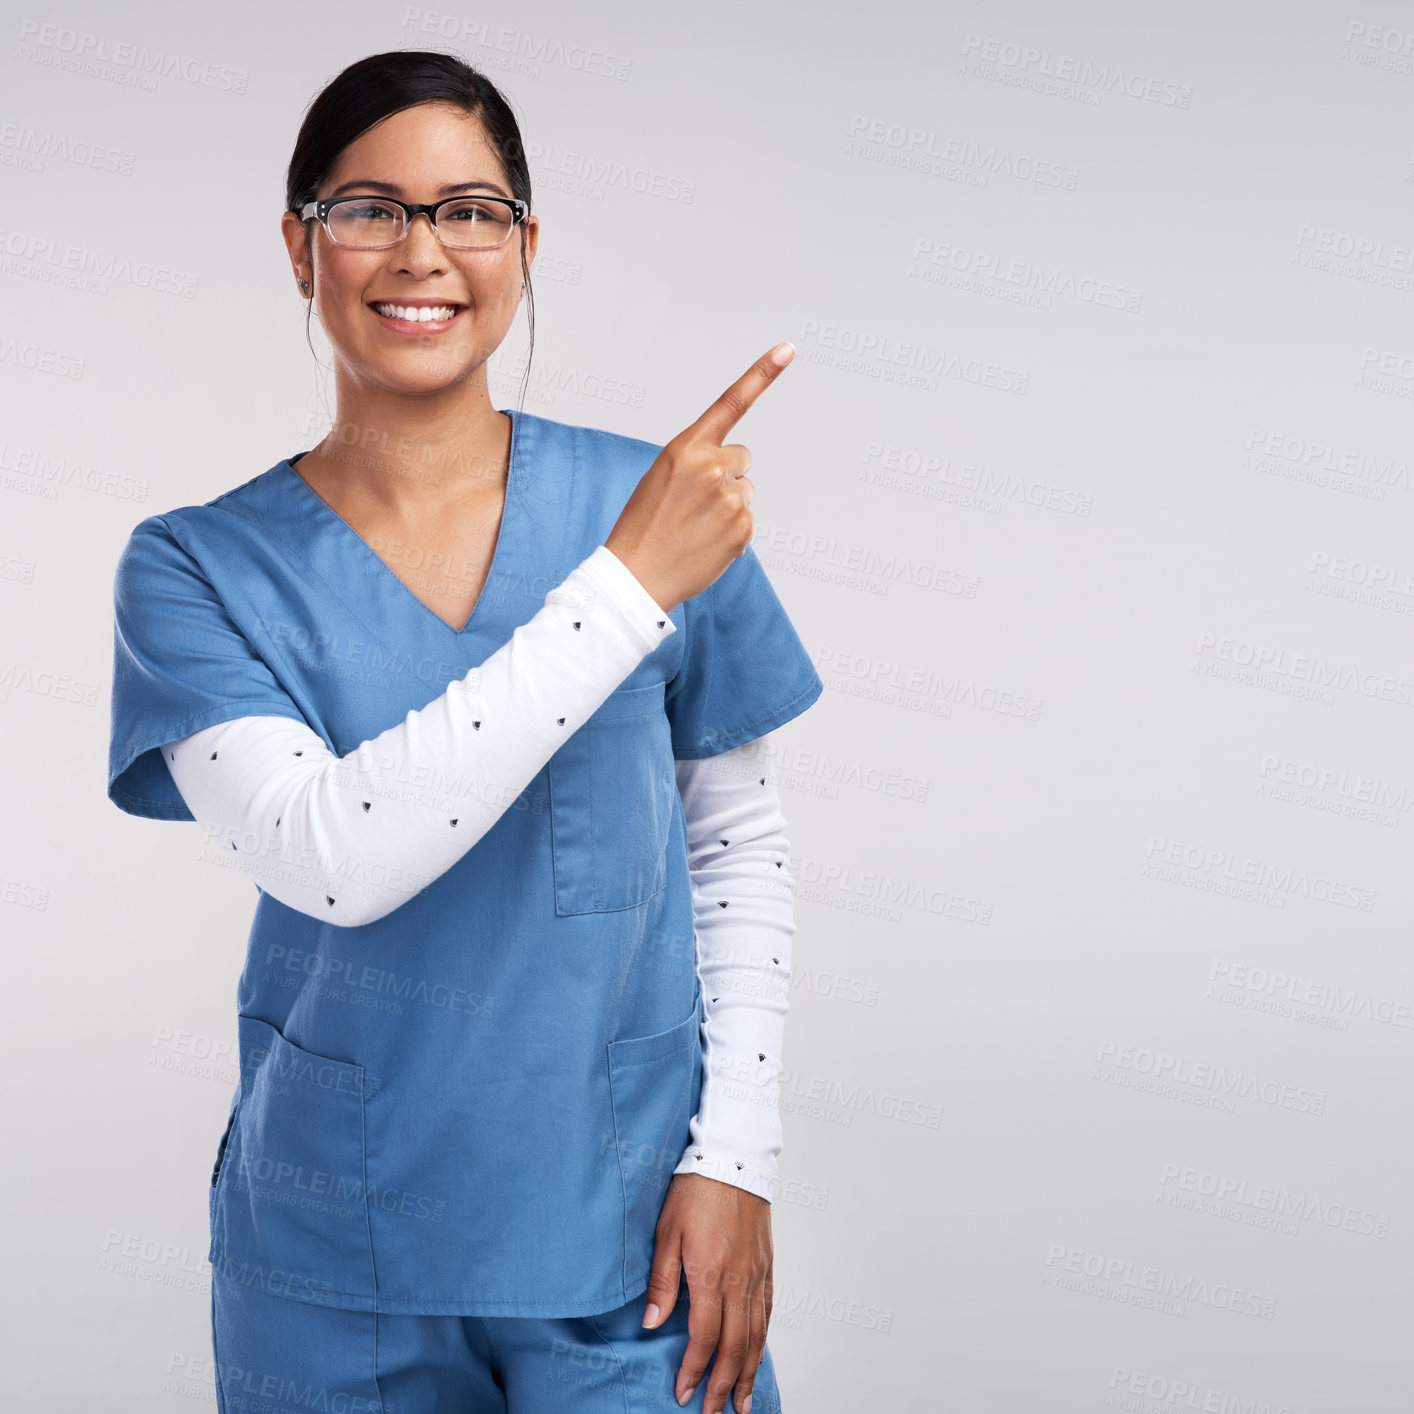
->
xmin=674 ymin=1145 xmax=777 ymax=1203
xmin=581 ymin=545 xmax=676 ymax=643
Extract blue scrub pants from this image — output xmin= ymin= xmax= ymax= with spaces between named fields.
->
xmin=210 ymin=1268 xmax=784 ymax=1413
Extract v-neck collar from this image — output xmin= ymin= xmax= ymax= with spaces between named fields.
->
xmin=275 ymin=408 xmax=525 ymax=639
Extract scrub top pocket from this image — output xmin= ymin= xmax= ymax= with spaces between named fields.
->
xmin=548 ymin=680 xmax=676 ymax=916
xmin=210 ymin=1094 xmax=240 ymax=1188
xmin=607 ymin=993 xmax=704 ymax=1289
xmin=209 ymin=1015 xmax=375 ymax=1305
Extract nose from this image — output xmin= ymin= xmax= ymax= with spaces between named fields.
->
xmin=393 ymin=212 xmax=449 ymax=272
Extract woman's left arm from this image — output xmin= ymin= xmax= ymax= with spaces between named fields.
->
xmin=673 ymin=740 xmax=793 ymax=1198
xmin=645 ymin=734 xmax=795 ymax=1414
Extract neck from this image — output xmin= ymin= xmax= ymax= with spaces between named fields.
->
xmin=306 ymin=386 xmax=513 ymax=515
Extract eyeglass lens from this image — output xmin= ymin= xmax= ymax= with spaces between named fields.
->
xmin=327 ymin=198 xmax=516 ymax=249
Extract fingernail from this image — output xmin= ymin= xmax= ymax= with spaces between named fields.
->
xmin=642 ymin=1302 xmax=661 ymax=1328
xmin=770 ymin=343 xmax=794 ymax=366
xmin=678 ymin=1383 xmax=697 ymax=1406
xmin=742 ymin=1396 xmax=753 ymax=1414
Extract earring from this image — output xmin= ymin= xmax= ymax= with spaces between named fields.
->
xmin=298 ymin=277 xmax=310 ymax=295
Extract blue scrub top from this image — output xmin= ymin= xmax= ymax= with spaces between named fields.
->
xmin=107 ymin=409 xmax=824 ymax=1317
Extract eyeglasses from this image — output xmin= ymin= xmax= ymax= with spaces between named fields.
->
xmin=299 ymin=195 xmax=530 ymax=250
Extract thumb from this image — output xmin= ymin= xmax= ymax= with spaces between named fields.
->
xmin=641 ymin=1222 xmax=685 ymax=1329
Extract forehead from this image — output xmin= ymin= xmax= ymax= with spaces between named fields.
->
xmin=323 ymin=103 xmax=506 ymax=192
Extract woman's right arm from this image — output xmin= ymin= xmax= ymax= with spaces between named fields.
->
xmin=164 ymin=544 xmax=673 ymax=926
xmin=136 ymin=348 xmax=795 ymax=921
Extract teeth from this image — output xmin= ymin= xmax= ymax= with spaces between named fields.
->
xmin=373 ymin=303 xmax=460 ymax=322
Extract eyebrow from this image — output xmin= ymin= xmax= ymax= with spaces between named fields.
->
xmin=328 ymin=179 xmax=512 ymax=199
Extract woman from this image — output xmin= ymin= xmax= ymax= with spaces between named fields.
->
xmin=107 ymin=50 xmax=821 ymax=1414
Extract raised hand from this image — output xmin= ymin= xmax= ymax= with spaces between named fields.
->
xmin=606 ymin=343 xmax=795 ymax=614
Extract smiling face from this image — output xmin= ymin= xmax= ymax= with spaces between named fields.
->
xmin=281 ymin=101 xmax=538 ymax=399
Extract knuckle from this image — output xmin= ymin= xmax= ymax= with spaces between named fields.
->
xmin=718 ymin=388 xmax=748 ymax=420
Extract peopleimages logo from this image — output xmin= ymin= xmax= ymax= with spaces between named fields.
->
xmin=1094 ymin=1040 xmax=1327 ymax=1115
xmin=1157 ymin=1162 xmax=1389 ymax=1237
xmin=959 ymin=33 xmax=1194 ymax=107
xmin=1194 ymin=631 xmax=1414 ymax=705
xmin=1042 ymin=1245 xmax=1276 ymax=1319
xmin=1106 ymin=1365 xmax=1310 ymax=1414
xmin=1209 ymin=959 xmax=1414 ymax=1031
xmin=1142 ymin=835 xmax=1377 ymax=911
xmin=14 ymin=20 xmax=250 ymax=92
xmin=233 ymin=1154 xmax=447 ymax=1223
xmin=844 ymin=115 xmax=1079 ymax=190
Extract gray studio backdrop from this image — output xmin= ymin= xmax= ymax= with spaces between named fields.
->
xmin=4 ymin=0 xmax=1411 ymax=1409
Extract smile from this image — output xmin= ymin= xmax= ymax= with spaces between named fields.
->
xmin=368 ymin=301 xmax=467 ymax=331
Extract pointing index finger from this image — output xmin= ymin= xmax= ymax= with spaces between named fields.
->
xmin=686 ymin=343 xmax=795 ymax=447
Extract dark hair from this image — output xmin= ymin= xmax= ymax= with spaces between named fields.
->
xmin=285 ymin=49 xmax=535 ymax=414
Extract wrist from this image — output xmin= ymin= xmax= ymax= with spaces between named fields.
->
xmin=601 ymin=540 xmax=681 ymax=615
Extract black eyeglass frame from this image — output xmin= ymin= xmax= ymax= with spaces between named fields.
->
xmin=298 ymin=195 xmax=531 ymax=249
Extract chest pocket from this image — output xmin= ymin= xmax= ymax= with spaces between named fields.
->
xmin=548 ymin=680 xmax=675 ymax=916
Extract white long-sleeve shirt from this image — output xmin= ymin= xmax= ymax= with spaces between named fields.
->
xmin=162 ymin=545 xmax=795 ymax=1201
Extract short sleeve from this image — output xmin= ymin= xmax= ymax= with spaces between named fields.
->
xmin=665 ymin=544 xmax=823 ymax=759
xmin=108 ymin=514 xmax=309 ymax=822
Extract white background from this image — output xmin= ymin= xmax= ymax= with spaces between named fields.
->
xmin=3 ymin=1 xmax=1412 ymax=1409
